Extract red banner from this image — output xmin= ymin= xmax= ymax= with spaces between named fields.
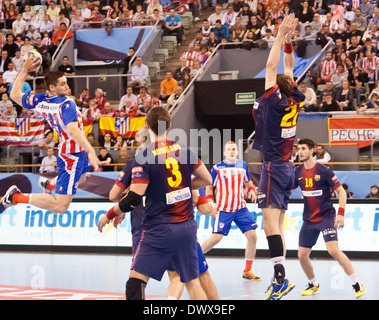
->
xmin=328 ymin=117 xmax=379 ymax=148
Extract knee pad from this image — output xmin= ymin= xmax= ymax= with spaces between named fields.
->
xmin=125 ymin=277 xmax=147 ymax=300
xmin=266 ymin=234 xmax=284 ymax=258
xmin=119 ymin=190 xmax=143 ymax=213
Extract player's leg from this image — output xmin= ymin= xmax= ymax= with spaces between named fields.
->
xmin=325 ymin=240 xmax=366 ymax=298
xmin=201 ymin=233 xmax=223 ymax=254
xmin=126 ymin=269 xmax=149 ymax=300
xmin=199 ymin=270 xmax=219 ymax=300
xmin=166 ymin=270 xmax=184 ymax=300
xmin=298 ymin=220 xmax=321 ymax=296
xmin=184 ymin=277 xmax=207 ymax=300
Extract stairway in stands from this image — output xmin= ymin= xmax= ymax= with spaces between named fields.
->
xmin=149 ymin=9 xmax=210 ymax=96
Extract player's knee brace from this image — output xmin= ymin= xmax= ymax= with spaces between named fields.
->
xmin=119 ymin=190 xmax=143 ymax=213
xmin=125 ymin=277 xmax=147 ymax=300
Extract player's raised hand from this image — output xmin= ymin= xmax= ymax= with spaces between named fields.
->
xmin=277 ymin=13 xmax=296 ymax=37
xmin=22 ymin=56 xmax=39 ymax=73
xmin=284 ymin=17 xmax=299 ymax=43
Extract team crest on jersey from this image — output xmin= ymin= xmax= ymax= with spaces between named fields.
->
xmin=314 ymin=175 xmax=320 ymax=181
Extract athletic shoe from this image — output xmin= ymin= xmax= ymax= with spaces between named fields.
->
xmin=264 ymin=279 xmax=295 ymax=300
xmin=243 ymin=270 xmax=261 ymax=281
xmin=301 ymin=283 xmax=320 ymax=296
xmin=38 ymin=177 xmax=52 ymax=194
xmin=0 ymin=185 xmax=20 ymax=214
xmin=353 ymin=283 xmax=366 ymax=299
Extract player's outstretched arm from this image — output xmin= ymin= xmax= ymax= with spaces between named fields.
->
xmin=10 ymin=57 xmax=39 ymax=106
xmin=265 ymin=13 xmax=296 ymax=90
xmin=283 ymin=18 xmax=298 ymax=82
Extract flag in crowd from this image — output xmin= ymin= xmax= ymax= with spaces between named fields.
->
xmin=0 ymin=118 xmax=45 ymax=146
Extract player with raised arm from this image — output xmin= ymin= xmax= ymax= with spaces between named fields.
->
xmin=201 ymin=141 xmax=260 ymax=281
xmin=98 ymin=106 xmax=212 ymax=300
xmin=294 ymin=138 xmax=366 ymax=299
xmin=0 ymin=56 xmax=99 ymax=214
xmin=252 ymin=13 xmax=305 ymax=300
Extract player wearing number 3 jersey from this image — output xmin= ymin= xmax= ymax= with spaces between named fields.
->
xmin=98 ymin=107 xmax=212 ymax=300
xmin=252 ymin=14 xmax=304 ymax=300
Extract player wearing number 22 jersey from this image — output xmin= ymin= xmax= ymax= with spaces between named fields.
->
xmin=129 ymin=138 xmax=203 ymax=283
xmin=253 ymin=83 xmax=305 ymax=210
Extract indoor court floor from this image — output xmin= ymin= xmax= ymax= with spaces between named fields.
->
xmin=0 ymin=251 xmax=377 ymax=300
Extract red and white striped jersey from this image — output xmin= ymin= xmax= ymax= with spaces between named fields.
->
xmin=361 ymin=56 xmax=379 ymax=71
xmin=22 ymin=93 xmax=84 ymax=154
xmin=321 ymin=59 xmax=337 ymax=76
xmin=210 ymin=160 xmax=250 ymax=212
xmin=180 ymin=51 xmax=200 ymax=68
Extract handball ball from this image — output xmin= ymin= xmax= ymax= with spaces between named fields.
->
xmin=23 ymin=50 xmax=42 ymax=68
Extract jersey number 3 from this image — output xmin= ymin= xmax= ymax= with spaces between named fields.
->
xmin=280 ymin=103 xmax=301 ymax=127
xmin=166 ymin=157 xmax=182 ymax=188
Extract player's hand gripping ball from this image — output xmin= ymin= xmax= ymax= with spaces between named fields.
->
xmin=23 ymin=49 xmax=42 ymax=68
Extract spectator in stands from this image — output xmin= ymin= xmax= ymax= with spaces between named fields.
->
xmin=22 ymin=5 xmax=33 ymax=29
xmin=6 ymin=4 xmax=18 ymax=30
xmin=167 ymin=85 xmax=182 ymax=109
xmin=82 ymin=99 xmax=101 ymax=121
xmin=190 ymin=59 xmax=201 ymax=77
xmin=128 ymin=56 xmax=149 ymax=89
xmin=136 ymin=99 xmax=153 ymax=116
xmin=222 ymin=4 xmax=237 ymax=29
xmin=12 ymin=13 xmax=26 ymax=38
xmin=299 ymin=82 xmax=317 ymax=112
xmin=181 ymin=43 xmax=200 ymax=69
xmin=87 ymin=132 xmax=100 ymax=147
xmin=331 ymin=64 xmax=348 ymax=87
xmin=3 ymin=62 xmax=18 ymax=84
xmin=207 ymin=31 xmax=220 ymax=52
xmin=52 ymin=22 xmax=73 ymax=51
xmin=80 ymin=1 xmax=92 ymax=21
xmin=102 ymin=132 xmax=115 ymax=150
xmin=61 ymin=0 xmax=74 ymax=19
xmin=26 ymin=25 xmax=42 ymax=46
xmin=0 ymin=50 xmax=11 ymax=75
xmin=20 ymin=37 xmax=34 ymax=57
xmin=100 ymin=101 xmax=117 ymax=117
xmin=320 ymin=92 xmax=341 ymax=111
xmin=118 ymin=98 xmax=137 ymax=117
xmin=119 ymin=86 xmax=137 ymax=111
xmin=314 ymin=144 xmax=331 ymax=163
xmin=0 ymin=92 xmax=13 ymax=114
xmin=358 ymin=92 xmax=379 ymax=113
xmin=173 ymin=58 xmax=190 ymax=82
xmin=351 ymin=8 xmax=366 ymax=32
xmin=39 ymin=148 xmax=57 ymax=173
xmin=199 ymin=19 xmax=212 ymax=43
xmin=368 ymin=79 xmax=379 ymax=99
xmin=58 ymin=55 xmax=75 ymax=85
xmin=365 ymin=184 xmax=379 ymax=198
xmin=122 ymin=47 xmax=135 ymax=90
xmin=160 ymin=71 xmax=178 ymax=102
xmin=245 ymin=15 xmax=262 ymax=41
xmin=19 ymin=107 xmax=32 ymax=118
xmin=309 ymin=13 xmax=323 ymax=33
xmin=53 ymin=10 xmax=70 ymax=32
xmin=47 ymin=2 xmax=61 ymax=22
xmin=360 ymin=50 xmax=379 ymax=90
xmin=164 ymin=9 xmax=183 ymax=46
xmin=89 ymin=5 xmax=102 ymax=28
xmin=348 ymin=66 xmax=367 ymax=106
xmin=231 ymin=16 xmax=246 ymax=42
xmin=362 ymin=23 xmax=379 ymax=44
xmin=290 ymin=145 xmax=299 ymax=164
xmin=136 ymin=86 xmax=151 ymax=107
xmin=179 ymin=71 xmax=191 ymax=89
xmin=40 ymin=14 xmax=54 ymax=36
xmin=34 ymin=37 xmax=49 ymax=71
xmin=114 ymin=146 xmax=129 ymax=171
xmin=346 ymin=35 xmax=362 ymax=62
xmin=77 ymin=88 xmax=91 ymax=110
xmin=297 ymin=0 xmax=314 ymax=25
xmin=0 ymin=75 xmax=9 ymax=99
xmin=360 ymin=0 xmax=374 ymax=20
xmin=359 ymin=38 xmax=377 ymax=60
xmin=332 ymin=38 xmax=346 ymax=62
xmin=342 ymin=184 xmax=354 ymax=198
xmin=212 ymin=19 xmax=229 ymax=42
xmin=98 ymin=147 xmax=114 ymax=171
xmin=93 ymin=88 xmax=106 ymax=111
xmin=146 ymin=0 xmax=163 ymax=18
xmin=114 ymin=134 xmax=127 ymax=150
xmin=3 ymin=35 xmax=18 ymax=59
xmin=208 ymin=5 xmax=223 ymax=27
xmin=31 ymin=130 xmax=57 ymax=173
xmin=336 ymin=79 xmax=354 ymax=111
xmin=1 ymin=103 xmax=16 ymax=120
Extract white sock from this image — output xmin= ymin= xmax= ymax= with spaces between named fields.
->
xmin=349 ymin=273 xmax=359 ymax=285
xmin=271 ymin=256 xmax=285 ymax=266
xmin=309 ymin=277 xmax=318 ymax=286
xmin=166 ymin=296 xmax=177 ymax=300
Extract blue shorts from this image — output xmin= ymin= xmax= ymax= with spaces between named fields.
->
xmin=56 ymin=151 xmax=90 ymax=195
xmin=299 ymin=218 xmax=338 ymax=248
xmin=258 ymin=161 xmax=294 ymax=210
xmin=167 ymin=242 xmax=209 ymax=275
xmin=212 ymin=207 xmax=257 ymax=236
xmin=131 ymin=219 xmax=198 ymax=283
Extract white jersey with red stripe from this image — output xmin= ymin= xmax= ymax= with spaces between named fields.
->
xmin=321 ymin=59 xmax=337 ymax=76
xmin=22 ymin=93 xmax=84 ymax=155
xmin=210 ymin=159 xmax=250 ymax=213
